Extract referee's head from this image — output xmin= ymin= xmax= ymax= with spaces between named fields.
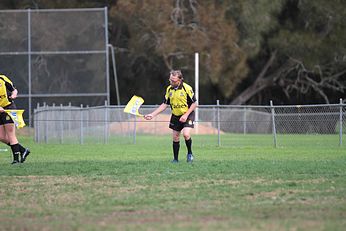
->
xmin=169 ymin=70 xmax=183 ymax=88
xmin=170 ymin=70 xmax=183 ymax=79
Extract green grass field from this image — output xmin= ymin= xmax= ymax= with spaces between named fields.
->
xmin=0 ymin=135 xmax=345 ymax=231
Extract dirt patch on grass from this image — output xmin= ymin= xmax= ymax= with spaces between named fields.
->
xmin=109 ymin=114 xmax=223 ymax=135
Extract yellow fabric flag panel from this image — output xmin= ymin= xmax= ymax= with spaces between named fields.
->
xmin=123 ymin=95 xmax=144 ymax=117
xmin=5 ymin=110 xmax=26 ymax=129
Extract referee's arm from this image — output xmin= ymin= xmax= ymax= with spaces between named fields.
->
xmin=144 ymin=103 xmax=168 ymax=120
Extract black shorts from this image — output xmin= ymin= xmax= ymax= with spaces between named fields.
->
xmin=169 ymin=113 xmax=195 ymax=131
xmin=0 ymin=103 xmax=16 ymax=125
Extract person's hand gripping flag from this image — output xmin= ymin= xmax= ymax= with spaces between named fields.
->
xmin=124 ymin=95 xmax=144 ymax=117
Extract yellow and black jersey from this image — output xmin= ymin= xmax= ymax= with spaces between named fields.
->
xmin=164 ymin=82 xmax=196 ymax=116
xmin=0 ymin=74 xmax=15 ymax=108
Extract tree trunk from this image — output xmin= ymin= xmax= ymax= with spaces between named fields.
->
xmin=230 ymin=51 xmax=277 ymax=105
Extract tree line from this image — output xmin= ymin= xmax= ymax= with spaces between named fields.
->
xmin=1 ymin=0 xmax=345 ymax=105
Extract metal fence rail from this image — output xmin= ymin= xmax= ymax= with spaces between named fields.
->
xmin=33 ymin=101 xmax=345 ymax=148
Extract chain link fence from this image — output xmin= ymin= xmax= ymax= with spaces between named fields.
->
xmin=0 ymin=8 xmax=109 ymax=126
xmin=34 ymin=101 xmax=346 ymax=148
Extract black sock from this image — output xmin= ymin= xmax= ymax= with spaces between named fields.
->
xmin=10 ymin=143 xmax=20 ymax=161
xmin=8 ymin=142 xmax=25 ymax=153
xmin=18 ymin=143 xmax=26 ymax=153
xmin=173 ymin=141 xmax=180 ymax=161
xmin=185 ymin=138 xmax=192 ymax=154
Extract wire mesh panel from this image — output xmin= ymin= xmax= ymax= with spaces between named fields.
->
xmin=34 ymin=103 xmax=345 ymax=148
xmin=30 ymin=10 xmax=105 ymax=51
xmin=197 ymin=106 xmax=274 ymax=147
xmin=0 ymin=10 xmax=29 ymax=95
xmin=273 ymin=104 xmax=345 ymax=147
xmin=0 ymin=11 xmax=28 ymax=53
xmin=34 ymin=105 xmax=134 ymax=144
xmin=0 ymin=8 xmax=109 ymax=126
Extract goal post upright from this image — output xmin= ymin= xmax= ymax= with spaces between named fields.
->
xmin=195 ymin=52 xmax=199 ymax=134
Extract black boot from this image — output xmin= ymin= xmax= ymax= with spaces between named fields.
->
xmin=10 ymin=144 xmax=21 ymax=165
xmin=20 ymin=148 xmax=31 ymax=163
xmin=11 ymin=152 xmax=20 ymax=164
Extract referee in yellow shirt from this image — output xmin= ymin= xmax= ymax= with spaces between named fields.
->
xmin=144 ymin=70 xmax=197 ymax=163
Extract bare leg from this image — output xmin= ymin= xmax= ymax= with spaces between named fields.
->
xmin=4 ymin=123 xmax=18 ymax=145
xmin=0 ymin=125 xmax=9 ymax=144
xmin=182 ymin=127 xmax=192 ymax=141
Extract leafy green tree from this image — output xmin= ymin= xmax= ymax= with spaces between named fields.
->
xmin=232 ymin=0 xmax=346 ymax=104
xmin=2 ymin=0 xmax=345 ymax=105
xmin=110 ymin=0 xmax=248 ymax=102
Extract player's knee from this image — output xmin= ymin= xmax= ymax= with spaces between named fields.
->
xmin=172 ymin=134 xmax=179 ymax=141
xmin=183 ymin=133 xmax=190 ymax=140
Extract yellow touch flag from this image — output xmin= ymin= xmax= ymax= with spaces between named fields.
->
xmin=5 ymin=110 xmax=26 ymax=129
xmin=124 ymin=95 xmax=144 ymax=117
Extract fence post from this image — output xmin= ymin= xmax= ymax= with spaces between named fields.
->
xmin=217 ymin=100 xmax=221 ymax=147
xmin=270 ymin=100 xmax=277 ymax=148
xmin=68 ymin=102 xmax=72 ymax=139
xmin=35 ymin=103 xmax=39 ymax=143
xmin=80 ymin=104 xmax=84 ymax=145
xmin=86 ymin=105 xmax=89 ymax=141
xmin=60 ymin=104 xmax=64 ymax=144
xmin=27 ymin=8 xmax=32 ymax=128
xmin=133 ymin=115 xmax=137 ymax=144
xmin=104 ymin=101 xmax=108 ymax=144
xmin=243 ymin=107 xmax=247 ymax=135
xmin=52 ymin=103 xmax=56 ymax=142
xmin=44 ymin=102 xmax=48 ymax=144
xmin=340 ymin=98 xmax=343 ymax=147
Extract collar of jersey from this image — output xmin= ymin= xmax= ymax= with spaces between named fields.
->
xmin=172 ymin=82 xmax=183 ymax=90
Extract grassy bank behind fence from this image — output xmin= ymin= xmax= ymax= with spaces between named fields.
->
xmin=0 ymin=136 xmax=345 ymax=230
xmin=36 ymin=132 xmax=345 ymax=148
